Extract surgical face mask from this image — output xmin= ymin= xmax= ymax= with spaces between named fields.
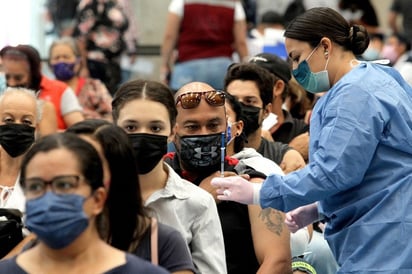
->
xmin=52 ymin=62 xmax=76 ymax=81
xmin=177 ymin=132 xmax=222 ymax=173
xmin=262 ymin=112 xmax=278 ymax=131
xmin=0 ymin=123 xmax=35 ymax=157
xmin=0 ymin=73 xmax=6 ymax=94
xmin=362 ymin=47 xmax=381 ymax=61
xmin=240 ymin=103 xmax=262 ymax=136
xmin=128 ymin=133 xmax=168 ymax=174
xmin=380 ymin=45 xmax=398 ymax=64
xmin=292 ymin=46 xmax=331 ymax=94
xmin=25 ymin=192 xmax=89 ymax=249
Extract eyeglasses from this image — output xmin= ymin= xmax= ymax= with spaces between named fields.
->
xmin=24 ymin=175 xmax=84 ymax=198
xmin=175 ymin=90 xmax=225 ymax=109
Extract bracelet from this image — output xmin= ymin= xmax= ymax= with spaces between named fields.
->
xmin=292 ymin=258 xmax=317 ymax=274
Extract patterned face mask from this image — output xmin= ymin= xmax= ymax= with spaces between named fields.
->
xmin=177 ymin=132 xmax=223 ymax=174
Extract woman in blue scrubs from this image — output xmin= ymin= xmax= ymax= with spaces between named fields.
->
xmin=212 ymin=7 xmax=412 ymax=273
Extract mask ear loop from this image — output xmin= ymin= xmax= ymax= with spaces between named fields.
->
xmin=324 ymin=51 xmax=330 ymax=70
xmin=306 ymin=45 xmax=319 ymax=62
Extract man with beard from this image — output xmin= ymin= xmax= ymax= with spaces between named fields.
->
xmin=164 ymin=81 xmax=292 ymax=274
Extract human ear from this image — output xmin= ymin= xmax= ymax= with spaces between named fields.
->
xmin=263 ymin=103 xmax=272 ymax=119
xmin=274 ymin=80 xmax=285 ymax=98
xmin=91 ymin=187 xmax=107 ymax=215
xmin=235 ymin=120 xmax=244 ymax=136
xmin=168 ymin=124 xmax=177 ymax=143
xmin=320 ymin=37 xmax=332 ymax=57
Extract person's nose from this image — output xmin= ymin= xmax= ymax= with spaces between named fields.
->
xmin=199 ymin=127 xmax=211 ymax=135
xmin=137 ymin=128 xmax=150 ymax=134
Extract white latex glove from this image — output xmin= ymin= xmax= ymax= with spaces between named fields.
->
xmin=211 ymin=175 xmax=262 ymax=205
xmin=284 ymin=202 xmax=319 ymax=233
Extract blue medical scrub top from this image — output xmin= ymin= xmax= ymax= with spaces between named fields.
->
xmin=260 ymin=62 xmax=412 ymax=273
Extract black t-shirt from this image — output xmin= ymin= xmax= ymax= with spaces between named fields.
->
xmin=272 ymin=110 xmax=309 ymax=144
xmin=257 ymin=137 xmax=291 ymax=165
xmin=133 ymin=222 xmax=195 ymax=273
xmin=164 ymin=152 xmax=265 ymax=274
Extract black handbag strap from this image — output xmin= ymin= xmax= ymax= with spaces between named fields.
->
xmin=0 ymin=208 xmax=23 ymax=223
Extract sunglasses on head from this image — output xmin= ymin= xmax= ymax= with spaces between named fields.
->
xmin=175 ymin=90 xmax=226 ymax=109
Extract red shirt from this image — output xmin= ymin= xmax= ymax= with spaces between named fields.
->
xmin=177 ymin=1 xmax=235 ymax=62
xmin=39 ymin=76 xmax=68 ymax=130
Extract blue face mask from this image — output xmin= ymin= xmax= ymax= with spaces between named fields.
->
xmin=292 ymin=46 xmax=330 ymax=94
xmin=25 ymin=192 xmax=89 ymax=249
xmin=226 ymin=121 xmax=239 ymax=146
xmin=362 ymin=47 xmax=380 ymax=61
xmin=52 ymin=62 xmax=76 ymax=81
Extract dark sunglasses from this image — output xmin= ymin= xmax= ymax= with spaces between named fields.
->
xmin=175 ymin=90 xmax=225 ymax=109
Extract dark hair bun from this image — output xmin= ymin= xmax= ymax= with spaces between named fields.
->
xmin=349 ymin=25 xmax=370 ymax=55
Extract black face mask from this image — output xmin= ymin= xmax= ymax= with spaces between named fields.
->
xmin=240 ymin=103 xmax=262 ymax=136
xmin=128 ymin=133 xmax=168 ymax=174
xmin=0 ymin=123 xmax=35 ymax=157
xmin=177 ymin=133 xmax=223 ymax=174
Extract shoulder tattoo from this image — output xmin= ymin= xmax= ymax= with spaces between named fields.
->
xmin=259 ymin=208 xmax=284 ymax=236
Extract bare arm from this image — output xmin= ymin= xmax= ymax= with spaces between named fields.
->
xmin=280 ymin=149 xmax=306 ymax=174
xmin=199 ymin=171 xmax=238 ymax=203
xmin=63 ymin=111 xmax=85 ymax=128
xmin=233 ymin=18 xmax=249 ymax=61
xmin=248 ymin=178 xmax=292 ymax=274
xmin=288 ymin=132 xmax=309 ymax=162
xmin=37 ymin=100 xmax=57 ymax=137
xmin=160 ymin=12 xmax=181 ymax=83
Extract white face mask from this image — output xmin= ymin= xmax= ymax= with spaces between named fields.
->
xmin=262 ymin=113 xmax=278 ymax=131
xmin=0 ymin=73 xmax=6 ymax=94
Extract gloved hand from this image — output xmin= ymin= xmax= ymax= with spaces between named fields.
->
xmin=211 ymin=174 xmax=262 ymax=205
xmin=284 ymin=202 xmax=319 ymax=233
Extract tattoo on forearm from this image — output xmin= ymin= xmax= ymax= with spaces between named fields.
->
xmin=259 ymin=208 xmax=283 ymax=236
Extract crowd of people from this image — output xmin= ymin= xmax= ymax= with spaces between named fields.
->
xmin=0 ymin=1 xmax=412 ymax=274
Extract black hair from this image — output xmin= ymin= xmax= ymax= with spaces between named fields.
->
xmin=0 ymin=45 xmax=42 ymax=90
xmin=66 ymin=119 xmax=145 ymax=251
xmin=20 ymin=133 xmax=103 ymax=190
xmin=260 ymin=10 xmax=284 ymax=26
xmin=223 ymin=91 xmax=247 ymax=153
xmin=224 ymin=63 xmax=274 ymax=107
xmin=112 ymin=79 xmax=177 ymax=127
xmin=284 ymin=7 xmax=369 ymax=55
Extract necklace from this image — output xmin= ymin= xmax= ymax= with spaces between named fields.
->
xmin=0 ymin=185 xmax=14 ymax=207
